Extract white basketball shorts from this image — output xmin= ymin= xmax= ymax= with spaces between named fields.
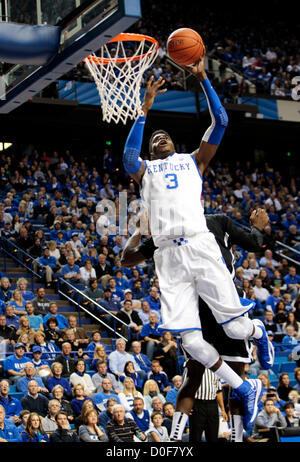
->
xmin=154 ymin=232 xmax=255 ymax=333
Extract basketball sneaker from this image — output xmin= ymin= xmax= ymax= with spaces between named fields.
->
xmin=252 ymin=319 xmax=275 ymax=369
xmin=235 ymin=379 xmax=262 ymax=431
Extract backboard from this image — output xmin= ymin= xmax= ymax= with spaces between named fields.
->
xmin=0 ymin=0 xmax=142 ymax=113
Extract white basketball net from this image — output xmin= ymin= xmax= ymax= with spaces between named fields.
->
xmin=84 ymin=35 xmax=158 ymax=124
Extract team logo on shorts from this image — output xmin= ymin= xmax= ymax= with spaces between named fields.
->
xmin=173 ymin=237 xmax=189 ymax=246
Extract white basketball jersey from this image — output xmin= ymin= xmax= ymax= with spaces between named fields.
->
xmin=140 ymin=153 xmax=208 ymax=247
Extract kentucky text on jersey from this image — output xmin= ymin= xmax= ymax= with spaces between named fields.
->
xmin=145 ymin=161 xmax=191 ymax=174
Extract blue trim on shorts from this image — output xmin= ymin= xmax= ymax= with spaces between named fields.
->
xmin=190 ymin=154 xmax=203 ymax=180
xmin=217 ymin=300 xmax=256 ymax=326
xmin=158 ymin=327 xmax=202 ymax=333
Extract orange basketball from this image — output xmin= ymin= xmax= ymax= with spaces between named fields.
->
xmin=167 ymin=28 xmax=204 ymax=66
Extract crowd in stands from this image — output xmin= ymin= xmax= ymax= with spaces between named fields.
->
xmin=2 ymin=2 xmax=299 ymax=102
xmin=53 ymin=1 xmax=300 ymax=101
xmin=0 ymin=141 xmax=299 ymax=442
xmin=134 ymin=2 xmax=300 ymax=98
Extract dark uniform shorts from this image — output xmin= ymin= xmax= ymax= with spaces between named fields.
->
xmin=199 ymin=297 xmax=253 ymax=363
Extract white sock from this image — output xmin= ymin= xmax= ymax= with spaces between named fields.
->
xmin=170 ymin=411 xmax=188 ymax=440
xmin=214 ymin=362 xmax=243 ymax=389
xmin=230 ymin=414 xmax=244 ymax=442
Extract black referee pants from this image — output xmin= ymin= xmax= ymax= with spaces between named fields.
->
xmin=189 ymin=399 xmax=219 ymax=443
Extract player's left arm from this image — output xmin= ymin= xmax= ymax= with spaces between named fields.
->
xmin=183 ymin=52 xmax=228 ymax=175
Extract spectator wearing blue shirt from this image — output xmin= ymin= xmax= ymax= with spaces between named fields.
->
xmin=119 ymin=361 xmax=143 ymax=391
xmin=32 ymin=330 xmax=61 ymax=361
xmin=265 ymin=287 xmax=282 ymax=313
xmin=100 ymin=288 xmax=121 ymax=315
xmin=123 ymin=265 xmax=144 ymax=280
xmin=146 ymin=360 xmax=172 ymax=394
xmin=93 ymin=378 xmax=120 ymax=412
xmin=46 ymin=362 xmax=72 ymax=398
xmin=49 ymin=221 xmax=68 ymax=241
xmin=98 ymin=397 xmax=117 ymax=432
xmin=0 ymin=405 xmax=22 ymax=442
xmin=25 ymin=301 xmax=43 ymax=331
xmin=70 ymin=383 xmax=90 ymax=416
xmin=9 ymin=289 xmax=27 ymax=314
xmin=142 ymin=287 xmax=161 ymax=312
xmin=102 ymin=148 xmax=116 ymax=173
xmin=38 ymin=247 xmax=59 ymax=288
xmin=108 ymin=339 xmax=142 ymax=380
xmin=0 ymin=379 xmax=22 ymax=423
xmin=259 ymin=249 xmax=279 ymax=269
xmin=140 ymin=312 xmax=162 ymax=360
xmin=16 ymin=278 xmax=35 ymax=302
xmin=112 ymin=235 xmax=124 ymax=256
xmin=131 ymin=280 xmax=147 ymax=300
xmin=129 ymin=268 xmax=148 ymax=291
xmin=3 ymin=343 xmax=31 ymax=385
xmin=55 ymin=230 xmax=67 ymax=246
xmin=5 ymin=305 xmax=20 ymax=331
xmin=131 ymin=341 xmax=152 ymax=374
xmin=282 ymin=212 xmax=298 ymax=231
xmin=268 ymin=207 xmax=280 ymax=228
xmin=86 ymin=331 xmax=109 ymax=359
xmin=61 ymin=255 xmax=81 ymax=285
xmin=16 ymin=362 xmax=49 ymax=395
xmin=165 ymin=375 xmax=183 ymax=407
xmin=127 ymin=396 xmax=151 ymax=433
xmin=31 ymin=346 xmax=51 ymax=373
xmin=281 ymin=325 xmax=299 ymax=352
xmin=284 ymin=267 xmax=300 ymax=297
xmin=17 ymin=409 xmax=31 ymax=435
xmin=114 ymin=270 xmax=130 ymax=291
xmin=107 ymin=277 xmax=124 ymax=304
xmin=282 ymin=293 xmax=294 ymax=313
xmin=43 ymin=302 xmax=69 ymax=330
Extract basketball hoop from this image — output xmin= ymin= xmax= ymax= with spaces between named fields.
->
xmin=84 ymin=33 xmax=159 ymax=124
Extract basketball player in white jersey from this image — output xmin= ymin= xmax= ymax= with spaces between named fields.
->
xmin=122 ymin=51 xmax=274 ymax=432
xmin=121 ymin=208 xmax=270 ymax=441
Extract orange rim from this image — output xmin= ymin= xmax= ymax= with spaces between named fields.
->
xmin=83 ymin=32 xmax=158 ymax=65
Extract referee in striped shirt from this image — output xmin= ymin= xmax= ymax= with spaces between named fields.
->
xmin=189 ymin=368 xmax=228 ymax=442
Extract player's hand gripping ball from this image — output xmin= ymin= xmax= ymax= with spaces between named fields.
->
xmin=167 ymin=28 xmax=205 ymax=66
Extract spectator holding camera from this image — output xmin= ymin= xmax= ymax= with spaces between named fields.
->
xmin=258 ymin=387 xmax=286 ymax=412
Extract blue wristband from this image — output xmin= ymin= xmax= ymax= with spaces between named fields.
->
xmin=201 ymin=78 xmax=228 ymax=145
xmin=123 ymin=116 xmax=146 ymax=174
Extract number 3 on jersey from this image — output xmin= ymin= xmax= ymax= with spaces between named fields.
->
xmin=165 ymin=173 xmax=178 ymax=189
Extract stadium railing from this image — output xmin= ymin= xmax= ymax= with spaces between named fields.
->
xmin=274 ymin=241 xmax=300 ymax=268
xmin=0 ymin=235 xmax=44 ymax=292
xmin=56 ymin=277 xmax=128 ymax=341
xmin=0 ymin=235 xmax=129 ymax=341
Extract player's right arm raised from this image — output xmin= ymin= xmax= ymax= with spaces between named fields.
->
xmin=123 ymin=76 xmax=166 ymax=184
